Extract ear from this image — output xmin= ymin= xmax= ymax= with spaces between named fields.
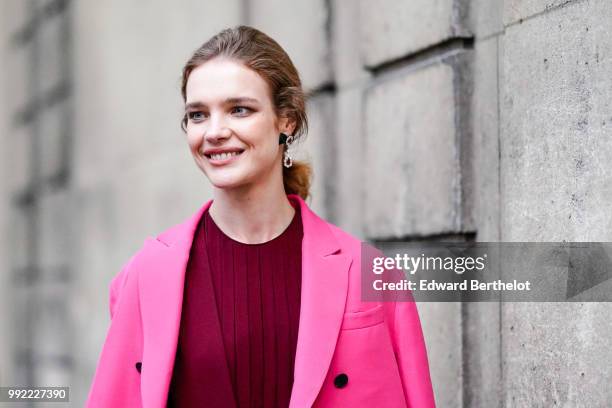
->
xmin=278 ymin=116 xmax=297 ymax=136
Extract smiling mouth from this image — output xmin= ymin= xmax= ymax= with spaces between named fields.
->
xmin=204 ymin=150 xmax=245 ymax=162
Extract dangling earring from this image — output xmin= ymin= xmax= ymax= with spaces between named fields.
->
xmin=282 ymin=134 xmax=294 ymax=168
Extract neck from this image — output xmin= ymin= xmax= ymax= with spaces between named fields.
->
xmin=208 ymin=176 xmax=296 ymax=245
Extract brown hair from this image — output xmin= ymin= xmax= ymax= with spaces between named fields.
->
xmin=180 ymin=25 xmax=311 ymax=200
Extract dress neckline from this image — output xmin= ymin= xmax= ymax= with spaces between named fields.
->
xmin=203 ymin=205 xmax=301 ymax=247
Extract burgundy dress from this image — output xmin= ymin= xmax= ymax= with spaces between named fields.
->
xmin=167 ymin=204 xmax=303 ymax=407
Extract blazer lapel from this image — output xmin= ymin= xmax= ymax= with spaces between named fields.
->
xmin=136 ymin=195 xmax=351 ymax=408
xmin=137 ymin=200 xmax=212 ymax=408
xmin=289 ymin=196 xmax=351 ymax=408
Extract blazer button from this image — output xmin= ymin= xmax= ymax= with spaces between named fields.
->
xmin=333 ymin=373 xmax=348 ymax=389
xmin=135 ymin=362 xmax=142 ymax=373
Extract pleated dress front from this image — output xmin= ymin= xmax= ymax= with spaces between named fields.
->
xmin=167 ymin=204 xmax=303 ymax=408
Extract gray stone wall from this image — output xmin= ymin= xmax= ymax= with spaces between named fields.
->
xmin=499 ymin=1 xmax=612 ymax=407
xmin=1 ymin=0 xmax=611 ymax=406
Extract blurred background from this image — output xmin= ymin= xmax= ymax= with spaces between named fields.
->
xmin=1 ymin=0 xmax=611 ymax=406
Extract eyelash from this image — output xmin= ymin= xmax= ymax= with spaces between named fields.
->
xmin=187 ymin=106 xmax=253 ymax=122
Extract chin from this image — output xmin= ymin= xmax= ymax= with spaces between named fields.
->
xmin=210 ymin=180 xmax=246 ymax=190
xmin=205 ymin=171 xmax=251 ymax=191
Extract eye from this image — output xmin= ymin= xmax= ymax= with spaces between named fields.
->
xmin=231 ymin=106 xmax=252 ymax=116
xmin=188 ymin=111 xmax=207 ymax=122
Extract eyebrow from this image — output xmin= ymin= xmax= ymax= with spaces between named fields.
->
xmin=184 ymin=97 xmax=260 ymax=111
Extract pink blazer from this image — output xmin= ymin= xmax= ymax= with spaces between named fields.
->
xmin=86 ymin=194 xmax=435 ymax=407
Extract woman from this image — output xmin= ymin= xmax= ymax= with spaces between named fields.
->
xmin=86 ymin=25 xmax=435 ymax=408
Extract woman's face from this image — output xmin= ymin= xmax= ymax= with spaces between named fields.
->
xmin=184 ymin=57 xmax=292 ymax=191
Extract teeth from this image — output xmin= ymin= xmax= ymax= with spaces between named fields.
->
xmin=210 ymin=151 xmax=241 ymax=160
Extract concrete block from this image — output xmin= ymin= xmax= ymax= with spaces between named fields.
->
xmin=39 ymin=101 xmax=67 ymax=182
xmin=8 ymin=206 xmax=30 ymax=271
xmin=5 ymin=45 xmax=29 ymax=120
xmin=34 ymin=0 xmax=67 ymax=14
xmin=37 ymin=12 xmax=65 ymax=97
xmin=463 ymin=302 xmax=501 ymax=407
xmin=6 ymin=126 xmax=32 ymax=195
xmin=503 ymin=0 xmax=578 ymax=26
xmin=471 ymin=0 xmax=504 ymax=39
xmin=417 ymin=302 xmax=463 ymax=408
xmin=472 ymin=37 xmax=500 ymax=242
xmin=71 ymin=184 xmax=118 ymax=317
xmin=334 ymin=86 xmax=365 ymax=238
xmin=38 ymin=189 xmax=73 ymax=270
xmin=1 ymin=0 xmax=30 ymax=39
xmin=300 ymin=92 xmax=336 ymax=220
xmin=500 ymin=0 xmax=612 ymax=241
xmin=503 ymin=302 xmax=612 ymax=406
xmin=359 ymin=0 xmax=471 ymax=68
xmin=9 ymin=286 xmax=33 ymax=385
xmin=31 ymin=288 xmax=71 ymax=360
xmin=363 ymin=52 xmax=474 ymax=239
xmin=35 ymin=360 xmax=71 ymax=392
xmin=331 ymin=0 xmax=371 ymax=87
xmin=249 ymin=0 xmax=332 ymax=91
xmin=500 ymin=2 xmax=612 ymax=405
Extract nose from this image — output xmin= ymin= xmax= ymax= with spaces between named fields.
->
xmin=204 ymin=114 xmax=231 ymax=144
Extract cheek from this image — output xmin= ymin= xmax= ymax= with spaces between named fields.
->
xmin=185 ymin=128 xmax=202 ymax=151
xmin=251 ymin=134 xmax=280 ymax=161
